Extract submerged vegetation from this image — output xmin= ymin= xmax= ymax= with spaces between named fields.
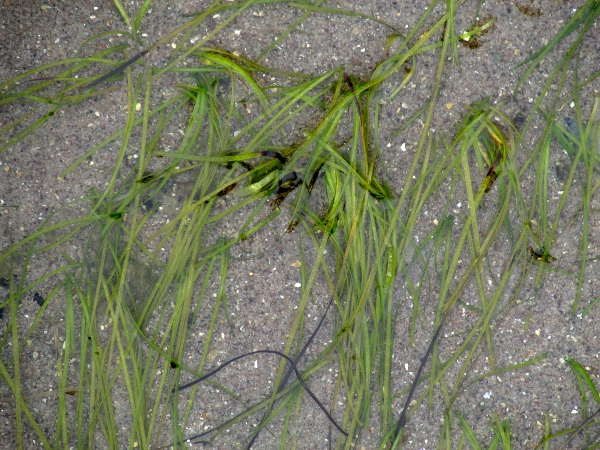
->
xmin=1 ymin=0 xmax=600 ymax=448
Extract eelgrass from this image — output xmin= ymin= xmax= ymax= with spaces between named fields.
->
xmin=1 ymin=0 xmax=599 ymax=449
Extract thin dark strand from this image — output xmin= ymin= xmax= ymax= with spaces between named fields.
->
xmin=175 ymin=352 xmax=249 ymax=392
xmin=245 ymin=262 xmax=338 ymax=449
xmin=82 ymin=49 xmax=148 ymax=91
xmin=558 ymin=407 xmax=600 ymax=450
xmin=393 ymin=321 xmax=444 ymax=439
xmin=278 ymin=295 xmax=335 ymax=392
xmin=174 ymin=349 xmax=348 ymax=438
xmin=176 ymin=368 xmax=296 ymax=446
xmin=178 ymin=406 xmax=253 ymax=445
